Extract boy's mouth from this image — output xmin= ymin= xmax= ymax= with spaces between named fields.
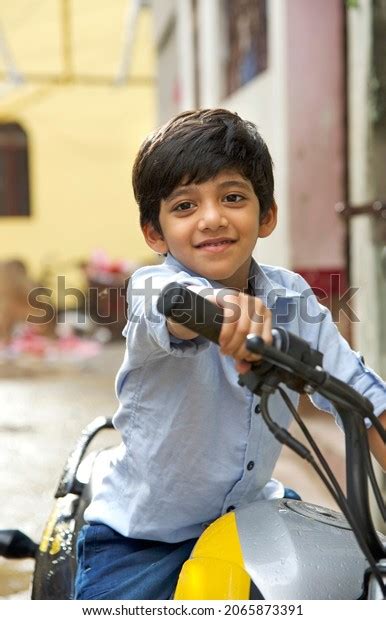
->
xmin=194 ymin=238 xmax=236 ymax=250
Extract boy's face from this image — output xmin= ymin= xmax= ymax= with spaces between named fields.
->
xmin=143 ymin=170 xmax=277 ymax=290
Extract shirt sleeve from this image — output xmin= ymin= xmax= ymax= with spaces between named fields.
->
xmin=295 ymin=274 xmax=386 ymax=428
xmin=122 ymin=265 xmax=212 ymax=368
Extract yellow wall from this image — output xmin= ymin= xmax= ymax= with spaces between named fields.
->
xmin=0 ymin=0 xmax=156 ymax=279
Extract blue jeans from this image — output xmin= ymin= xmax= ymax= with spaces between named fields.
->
xmin=75 ymin=488 xmax=301 ymax=600
xmin=74 ymin=524 xmax=196 ymax=600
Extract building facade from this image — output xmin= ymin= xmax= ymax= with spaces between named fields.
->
xmin=152 ymin=0 xmax=346 ymax=286
xmin=0 ymin=0 xmax=156 ymax=280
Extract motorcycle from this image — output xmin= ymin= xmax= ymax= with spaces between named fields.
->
xmin=1 ymin=283 xmax=385 ymax=600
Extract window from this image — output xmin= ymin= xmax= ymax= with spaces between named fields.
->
xmin=0 ymin=122 xmax=30 ymax=216
xmin=224 ymin=0 xmax=268 ymax=96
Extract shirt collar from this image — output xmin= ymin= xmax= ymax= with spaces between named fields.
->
xmin=164 ymin=253 xmax=301 ymax=307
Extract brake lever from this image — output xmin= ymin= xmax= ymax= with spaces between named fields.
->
xmin=242 ymin=333 xmax=327 ymax=396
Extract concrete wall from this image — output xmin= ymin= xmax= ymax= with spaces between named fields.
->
xmin=152 ymin=0 xmax=176 ymax=43
xmin=152 ymin=0 xmax=347 ymax=275
xmin=220 ymin=0 xmax=290 ymax=268
xmin=153 ymin=0 xmax=292 ymax=267
xmin=348 ymin=0 xmax=383 ymax=372
xmin=154 ymin=0 xmax=196 ymax=122
xmin=347 ymin=0 xmax=385 ymax=529
xmin=287 ymin=0 xmax=345 ymax=272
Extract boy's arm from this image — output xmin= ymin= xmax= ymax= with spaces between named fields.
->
xmin=368 ymin=410 xmax=386 ymax=470
xmin=292 ymin=274 xmax=386 ymax=470
xmin=168 ymin=285 xmax=386 ymax=469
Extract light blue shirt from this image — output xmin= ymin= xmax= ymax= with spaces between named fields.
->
xmin=85 ymin=254 xmax=386 ymax=543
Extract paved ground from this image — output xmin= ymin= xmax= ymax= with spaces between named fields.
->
xmin=0 ymin=345 xmax=121 ymax=599
xmin=0 ymin=343 xmax=349 ymax=599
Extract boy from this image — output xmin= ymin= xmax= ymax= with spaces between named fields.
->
xmin=75 ymin=109 xmax=386 ymax=600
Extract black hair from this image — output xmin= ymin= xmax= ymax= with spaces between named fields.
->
xmin=132 ymin=108 xmax=274 ymax=234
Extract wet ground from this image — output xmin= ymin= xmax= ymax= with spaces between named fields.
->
xmin=0 ymin=343 xmax=347 ymax=599
xmin=0 ymin=344 xmax=122 ymax=599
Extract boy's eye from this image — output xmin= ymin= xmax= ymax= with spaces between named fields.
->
xmin=174 ymin=202 xmax=194 ymax=212
xmin=224 ymin=194 xmax=244 ymax=203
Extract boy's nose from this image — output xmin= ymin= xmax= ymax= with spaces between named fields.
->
xmin=197 ymin=204 xmax=228 ymax=231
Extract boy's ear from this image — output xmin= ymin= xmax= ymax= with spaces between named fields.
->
xmin=142 ymin=223 xmax=169 ymax=254
xmin=259 ymin=202 xmax=278 ymax=238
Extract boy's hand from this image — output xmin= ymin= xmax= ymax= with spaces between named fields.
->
xmin=218 ymin=291 xmax=272 ymax=374
xmin=166 ymin=319 xmax=199 ymax=340
xmin=165 ymin=288 xmax=272 ymax=373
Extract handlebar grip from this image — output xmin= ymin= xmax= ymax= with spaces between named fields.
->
xmin=157 ymin=282 xmax=223 ymax=344
xmin=271 ymin=328 xmax=324 ymax=367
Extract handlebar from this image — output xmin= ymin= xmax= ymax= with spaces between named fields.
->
xmin=157 ymin=282 xmax=385 ymax=565
xmin=159 ymin=281 xmax=323 ymax=365
xmin=157 ymin=282 xmax=381 ymax=428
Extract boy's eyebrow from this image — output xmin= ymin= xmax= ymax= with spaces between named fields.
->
xmin=165 ymin=179 xmax=251 ymax=202
xmin=217 ymin=180 xmax=251 ymax=191
xmin=165 ymin=187 xmax=196 ymax=202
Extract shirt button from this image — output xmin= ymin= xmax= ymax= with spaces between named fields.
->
xmin=226 ymin=505 xmax=235 ymax=513
xmin=247 ymin=460 xmax=255 ymax=471
xmin=254 ymin=404 xmax=261 ymax=413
